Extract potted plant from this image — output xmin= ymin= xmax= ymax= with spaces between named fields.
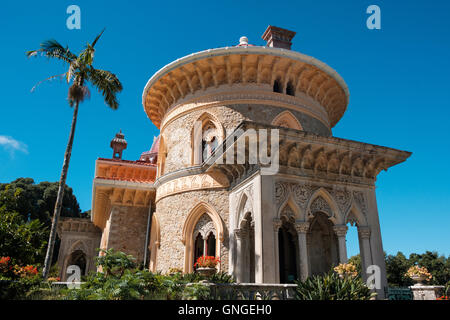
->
xmin=405 ymin=265 xmax=432 ymax=285
xmin=194 ymin=256 xmax=220 ymax=277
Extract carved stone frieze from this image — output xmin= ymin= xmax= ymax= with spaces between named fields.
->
xmin=310 ymin=196 xmax=332 ymax=217
xmin=353 ymin=191 xmax=367 ymax=215
xmin=291 ymin=183 xmax=313 ymax=208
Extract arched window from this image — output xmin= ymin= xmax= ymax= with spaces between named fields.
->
xmin=273 ymin=79 xmax=282 ymax=93
xmin=192 ymin=113 xmax=223 ymax=165
xmin=286 ymin=81 xmax=295 ymax=96
xmin=192 ymin=213 xmax=217 ymax=269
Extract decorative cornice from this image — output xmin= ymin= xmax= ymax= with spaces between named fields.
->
xmin=204 ymin=121 xmax=412 ymax=187
xmin=143 ymin=47 xmax=349 ymax=129
xmin=57 ymin=218 xmax=101 ymax=236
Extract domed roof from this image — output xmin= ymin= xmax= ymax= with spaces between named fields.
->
xmin=139 ymin=135 xmax=160 ymax=163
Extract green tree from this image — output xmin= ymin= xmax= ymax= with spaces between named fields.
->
xmin=0 ymin=178 xmax=88 ymax=266
xmin=0 ymin=188 xmax=48 ymax=265
xmin=27 ymin=30 xmax=123 ymax=279
xmin=385 ymin=252 xmax=413 ymax=287
xmin=408 ymin=251 xmax=449 ymax=285
xmin=0 ymin=178 xmax=86 ymax=225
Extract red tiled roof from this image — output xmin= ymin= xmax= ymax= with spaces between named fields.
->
xmin=97 ymin=158 xmax=157 ymax=166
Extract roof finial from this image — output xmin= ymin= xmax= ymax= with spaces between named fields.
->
xmin=110 ymin=130 xmax=127 ymax=160
xmin=239 ymin=36 xmax=249 ymax=46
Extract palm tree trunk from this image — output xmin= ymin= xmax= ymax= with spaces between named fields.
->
xmin=42 ymin=100 xmax=80 ymax=279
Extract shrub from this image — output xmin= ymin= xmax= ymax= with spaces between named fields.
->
xmin=95 ymin=248 xmax=137 ymax=277
xmin=295 ymin=272 xmax=376 ymax=300
xmin=210 ymin=271 xmax=235 ymax=284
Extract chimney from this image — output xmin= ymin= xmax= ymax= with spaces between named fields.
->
xmin=261 ymin=25 xmax=296 ymax=50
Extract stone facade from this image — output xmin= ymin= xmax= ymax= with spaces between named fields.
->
xmin=105 ymin=205 xmax=149 ymax=263
xmin=155 ymin=189 xmax=230 ymax=273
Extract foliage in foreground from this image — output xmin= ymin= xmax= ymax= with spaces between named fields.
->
xmin=294 ymin=271 xmax=376 ymax=300
xmin=63 ymin=249 xmax=234 ymax=300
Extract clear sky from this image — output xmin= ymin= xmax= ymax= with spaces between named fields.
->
xmin=0 ymin=0 xmax=449 ymax=257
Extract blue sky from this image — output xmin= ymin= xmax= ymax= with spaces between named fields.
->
xmin=0 ymin=0 xmax=448 ymax=257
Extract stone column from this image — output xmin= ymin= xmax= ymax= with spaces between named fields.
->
xmin=234 ymin=228 xmax=247 ymax=283
xmin=273 ymin=219 xmax=282 ymax=283
xmin=333 ymin=225 xmax=348 ymax=264
xmin=294 ymin=221 xmax=310 ymax=281
xmin=365 ymin=188 xmax=388 ymax=299
xmin=358 ymin=226 xmax=372 ymax=279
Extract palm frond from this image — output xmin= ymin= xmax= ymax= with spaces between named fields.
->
xmin=87 ymin=68 xmax=123 ymax=110
xmin=26 ymin=40 xmax=76 ymax=63
xmin=91 ymin=28 xmax=106 ymax=48
xmin=30 ymin=73 xmax=67 ymax=92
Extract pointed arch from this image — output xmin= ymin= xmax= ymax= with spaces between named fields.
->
xmin=272 ymin=111 xmax=303 ymax=130
xmin=182 ymin=201 xmax=225 ymax=273
xmin=191 ymin=112 xmax=225 ymax=165
xmin=278 ymin=195 xmax=301 ymax=221
xmin=344 ymin=201 xmax=368 ymax=227
xmin=67 ymin=239 xmax=89 ymax=256
xmin=306 ymin=187 xmax=343 ymax=225
xmin=62 ymin=240 xmax=90 ymax=280
xmin=236 ymin=190 xmax=253 ymax=229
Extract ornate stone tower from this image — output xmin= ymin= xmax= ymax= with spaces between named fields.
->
xmin=140 ymin=25 xmax=410 ymax=299
xmin=56 ymin=25 xmax=412 ymax=299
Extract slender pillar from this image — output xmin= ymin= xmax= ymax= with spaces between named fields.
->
xmin=273 ymin=219 xmax=282 ymax=283
xmin=234 ymin=228 xmax=247 ymax=283
xmin=358 ymin=226 xmax=372 ymax=279
xmin=333 ymin=225 xmax=348 ymax=263
xmin=294 ymin=221 xmax=310 ymax=281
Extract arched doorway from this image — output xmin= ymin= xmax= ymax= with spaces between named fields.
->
xmin=278 ymin=217 xmax=299 ymax=283
xmin=67 ymin=250 xmax=87 ymax=276
xmin=307 ymin=212 xmax=339 ymax=276
xmin=241 ymin=212 xmax=255 ymax=283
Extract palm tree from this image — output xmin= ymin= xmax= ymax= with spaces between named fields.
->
xmin=27 ymin=30 xmax=123 ymax=279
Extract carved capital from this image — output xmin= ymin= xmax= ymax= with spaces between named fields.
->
xmin=294 ymin=221 xmax=310 ymax=234
xmin=333 ymin=225 xmax=348 ymax=237
xmin=273 ymin=218 xmax=282 ymax=232
xmin=358 ymin=226 xmax=371 ymax=239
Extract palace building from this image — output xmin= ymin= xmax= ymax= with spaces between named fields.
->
xmin=56 ymin=26 xmax=411 ymax=298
